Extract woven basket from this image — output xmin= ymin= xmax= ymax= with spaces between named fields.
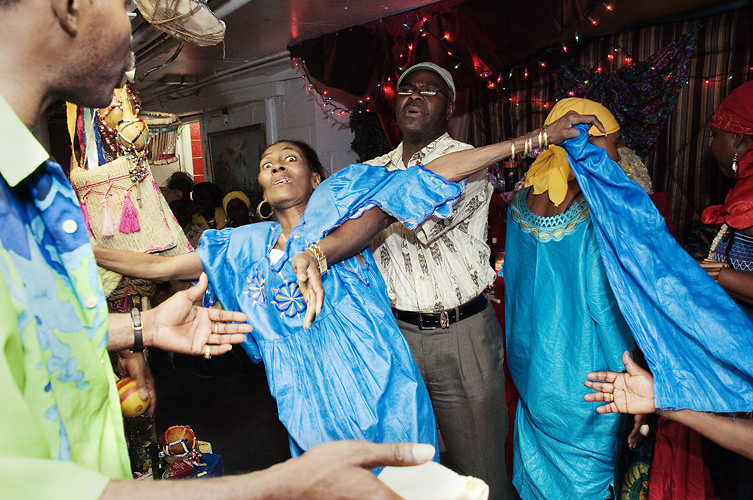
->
xmin=148 ymin=129 xmax=178 ymax=162
xmin=136 ymin=0 xmax=225 ymax=47
xmin=141 ymin=110 xmax=180 ymax=127
xmin=70 ymin=156 xmax=192 ymax=256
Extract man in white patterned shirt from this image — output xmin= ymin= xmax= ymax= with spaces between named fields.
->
xmin=366 ymin=63 xmax=510 ymax=500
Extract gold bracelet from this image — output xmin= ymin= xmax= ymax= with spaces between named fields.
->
xmin=510 ymin=141 xmax=516 ymax=160
xmin=537 ymin=130 xmax=543 ymax=151
xmin=306 ymin=244 xmax=328 ymax=275
xmin=524 ymin=133 xmax=533 ymax=157
xmin=541 ymin=125 xmax=549 ymax=150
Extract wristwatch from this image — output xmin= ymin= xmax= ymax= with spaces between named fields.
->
xmin=130 ymin=307 xmax=144 ymax=352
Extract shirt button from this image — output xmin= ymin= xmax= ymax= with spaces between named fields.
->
xmin=62 ymin=220 xmax=78 ymax=234
xmin=84 ymin=297 xmax=98 ymax=308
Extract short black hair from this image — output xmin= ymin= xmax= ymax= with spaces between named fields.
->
xmin=166 ymin=171 xmax=195 ymax=197
xmin=192 ymin=181 xmax=223 ymax=206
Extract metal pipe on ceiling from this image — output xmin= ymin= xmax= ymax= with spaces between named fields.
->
xmin=140 ymin=49 xmax=291 ymax=104
xmin=213 ymin=0 xmax=255 ymax=19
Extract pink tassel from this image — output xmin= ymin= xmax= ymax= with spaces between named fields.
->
xmin=101 ymin=198 xmax=114 ymax=237
xmin=80 ymin=200 xmax=93 ymax=236
xmin=119 ymin=192 xmax=141 ymax=233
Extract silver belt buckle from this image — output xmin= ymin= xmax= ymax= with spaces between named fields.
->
xmin=440 ymin=310 xmax=450 ymax=329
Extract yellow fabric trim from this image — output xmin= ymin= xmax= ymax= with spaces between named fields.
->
xmin=0 ymin=95 xmax=50 ymax=187
xmin=66 ymin=102 xmax=80 ymax=170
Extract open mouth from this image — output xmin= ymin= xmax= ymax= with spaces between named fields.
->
xmin=402 ymin=104 xmax=423 ymax=116
xmin=273 ymin=176 xmax=291 ymax=185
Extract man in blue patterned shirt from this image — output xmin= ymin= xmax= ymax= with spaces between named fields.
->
xmin=0 ymin=0 xmax=434 ymax=499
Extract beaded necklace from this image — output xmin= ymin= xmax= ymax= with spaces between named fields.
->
xmin=96 ymin=85 xmax=141 ymax=155
xmin=95 ymin=85 xmax=148 ymax=183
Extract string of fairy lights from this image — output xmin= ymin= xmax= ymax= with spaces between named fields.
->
xmin=290 ymin=1 xmax=753 ymax=117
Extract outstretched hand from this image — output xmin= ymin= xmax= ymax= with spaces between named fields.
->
xmin=269 ymin=441 xmax=436 ymax=500
xmin=147 ymin=273 xmax=251 ymax=356
xmin=584 ymin=351 xmax=656 ymax=415
xmin=291 ymin=250 xmax=324 ymax=329
xmin=547 ymin=110 xmax=607 ymax=145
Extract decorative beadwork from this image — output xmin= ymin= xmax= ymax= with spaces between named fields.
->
xmin=125 ymin=151 xmax=149 ymax=183
xmin=95 ymin=84 xmax=149 ymax=184
xmin=511 ymin=187 xmax=590 ymax=242
xmin=96 ymin=84 xmax=141 ymax=156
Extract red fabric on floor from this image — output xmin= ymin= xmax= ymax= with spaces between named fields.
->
xmin=648 ymin=416 xmax=713 ymax=500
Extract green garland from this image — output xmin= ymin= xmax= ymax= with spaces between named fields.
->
xmin=349 ymin=107 xmax=390 ymax=162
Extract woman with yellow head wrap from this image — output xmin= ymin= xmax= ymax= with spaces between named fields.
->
xmin=525 ymin=98 xmax=621 ymax=207
xmin=222 ymin=190 xmax=252 ymax=227
xmin=504 ymin=98 xmax=634 ymax=500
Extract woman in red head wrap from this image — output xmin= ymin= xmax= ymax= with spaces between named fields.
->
xmin=701 ymin=80 xmax=753 ymax=319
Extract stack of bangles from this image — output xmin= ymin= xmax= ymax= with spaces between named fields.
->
xmin=518 ymin=125 xmax=549 ymax=159
xmin=538 ymin=125 xmax=549 ymax=151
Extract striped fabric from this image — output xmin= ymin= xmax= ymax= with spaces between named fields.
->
xmin=470 ymin=7 xmax=753 ymax=242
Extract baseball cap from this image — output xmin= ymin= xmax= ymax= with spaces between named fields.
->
xmin=397 ymin=62 xmax=456 ymax=102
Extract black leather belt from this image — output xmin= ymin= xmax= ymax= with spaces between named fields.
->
xmin=392 ymin=294 xmax=488 ymax=331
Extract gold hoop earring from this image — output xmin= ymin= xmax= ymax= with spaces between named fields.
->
xmin=256 ymin=199 xmax=274 ymax=220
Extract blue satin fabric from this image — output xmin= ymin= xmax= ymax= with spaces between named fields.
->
xmin=561 ymin=125 xmax=753 ymax=412
xmin=197 ymin=164 xmax=460 ymax=457
xmin=505 ymin=189 xmax=634 ymax=500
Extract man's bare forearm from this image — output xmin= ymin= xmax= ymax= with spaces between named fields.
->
xmin=658 ymin=409 xmax=753 ymax=460
xmin=317 ymin=207 xmax=394 ymax=264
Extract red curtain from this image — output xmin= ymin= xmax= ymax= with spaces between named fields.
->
xmin=288 ymin=0 xmax=601 ymax=148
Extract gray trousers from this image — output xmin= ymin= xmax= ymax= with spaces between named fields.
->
xmin=396 ymin=303 xmax=511 ymax=500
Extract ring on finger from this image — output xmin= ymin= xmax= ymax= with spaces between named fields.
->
xmin=609 ymin=392 xmax=614 ymax=402
xmin=213 ymin=323 xmax=219 ymax=335
xmin=204 ymin=345 xmax=212 ymax=359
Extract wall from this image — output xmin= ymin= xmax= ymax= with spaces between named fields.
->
xmin=157 ymin=65 xmax=359 ymax=183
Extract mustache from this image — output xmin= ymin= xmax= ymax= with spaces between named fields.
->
xmin=401 ymin=99 xmax=423 ymax=113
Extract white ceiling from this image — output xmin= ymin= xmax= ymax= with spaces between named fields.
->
xmin=131 ymin=0 xmax=744 ymax=108
xmin=132 ymin=0 xmax=440 ymax=102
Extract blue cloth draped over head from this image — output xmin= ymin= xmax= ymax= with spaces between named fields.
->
xmin=560 ymin=124 xmax=753 ymax=412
